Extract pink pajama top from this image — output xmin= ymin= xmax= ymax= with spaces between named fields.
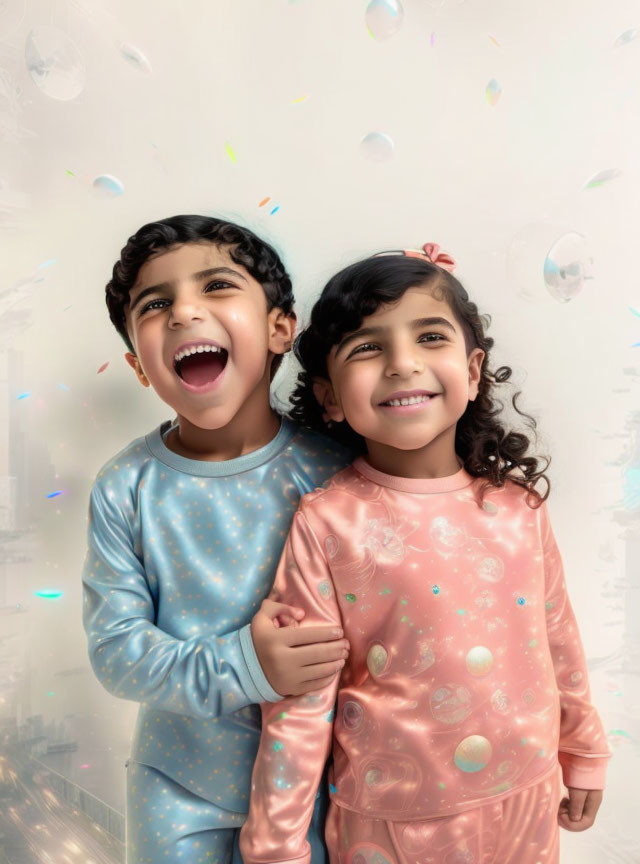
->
xmin=240 ymin=459 xmax=610 ymax=864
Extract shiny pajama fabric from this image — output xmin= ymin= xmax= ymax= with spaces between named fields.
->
xmin=240 ymin=459 xmax=610 ymax=864
xmin=324 ymin=773 xmax=561 ymax=864
xmin=82 ymin=418 xmax=351 ymax=861
xmin=126 ymin=760 xmax=330 ymax=864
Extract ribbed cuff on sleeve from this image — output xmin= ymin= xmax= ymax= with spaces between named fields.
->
xmin=239 ymin=623 xmax=283 ymax=703
xmin=558 ymin=751 xmax=610 ymax=790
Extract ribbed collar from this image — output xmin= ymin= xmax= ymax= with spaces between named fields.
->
xmin=352 ymin=455 xmax=474 ymax=493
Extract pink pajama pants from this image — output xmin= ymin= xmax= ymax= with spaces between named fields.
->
xmin=325 ymin=774 xmax=561 ymax=864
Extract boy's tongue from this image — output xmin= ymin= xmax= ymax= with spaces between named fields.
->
xmin=179 ymin=352 xmax=226 ymax=386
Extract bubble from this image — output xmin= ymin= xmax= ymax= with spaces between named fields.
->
xmin=454 ymin=735 xmax=492 ymax=773
xmin=325 ymin=535 xmax=339 ymax=558
xmin=430 ymin=684 xmax=472 ymax=725
xmin=613 ymin=28 xmax=638 ymax=48
xmin=543 ymin=232 xmax=593 ymax=302
xmin=465 ymin=646 xmax=494 ymax=677
xmin=367 ymin=643 xmax=388 ymax=677
xmin=430 ymin=516 xmax=466 ymax=552
xmin=365 ymin=0 xmax=404 ymax=41
xmin=92 ymin=175 xmax=125 ymax=198
xmin=490 ymin=689 xmax=509 ymax=714
xmin=485 ymin=78 xmax=502 ymax=106
xmin=25 ymin=26 xmax=85 ymax=101
xmin=477 ymin=556 xmax=504 ymax=583
xmin=118 ymin=41 xmax=152 ymax=74
xmin=350 ymin=847 xmax=393 ymax=864
xmin=318 ymin=580 xmax=332 ymax=598
xmin=365 ymin=766 xmax=384 ymax=786
xmin=342 ymin=700 xmax=364 ymax=731
xmin=360 ymin=131 xmax=394 ymax=162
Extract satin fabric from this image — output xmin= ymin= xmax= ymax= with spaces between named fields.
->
xmin=324 ymin=773 xmax=561 ymax=864
xmin=82 ymin=417 xmax=352 ymax=816
xmin=240 ymin=459 xmax=609 ymax=864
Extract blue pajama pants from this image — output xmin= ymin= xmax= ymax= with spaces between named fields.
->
xmin=126 ymin=759 xmax=329 ymax=864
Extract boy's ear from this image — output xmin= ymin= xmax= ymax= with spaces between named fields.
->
xmin=312 ymin=377 xmax=345 ymax=424
xmin=267 ymin=308 xmax=297 ymax=355
xmin=124 ymin=352 xmax=151 ymax=388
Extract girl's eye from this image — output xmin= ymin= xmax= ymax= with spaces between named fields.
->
xmin=349 ymin=342 xmax=380 ymax=357
xmin=204 ymin=280 xmax=235 ymax=292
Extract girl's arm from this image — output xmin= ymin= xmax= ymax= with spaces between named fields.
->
xmin=82 ymin=482 xmax=344 ymax=719
xmin=540 ymin=501 xmax=611 ymax=790
xmin=240 ymin=507 xmax=343 ymax=864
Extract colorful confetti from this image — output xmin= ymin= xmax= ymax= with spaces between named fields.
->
xmin=270 ymin=205 xmax=280 ymax=215
xmin=46 ymin=491 xmax=63 ymax=499
xmin=432 ymin=585 xmax=440 ymax=594
xmin=345 ymin=593 xmax=357 ymax=603
xmin=118 ymin=42 xmax=152 ymax=74
xmin=93 ymin=175 xmax=124 ymax=198
xmin=329 ymin=783 xmax=337 ymax=794
xmin=35 ymin=590 xmax=63 ymax=599
xmin=97 ymin=361 xmax=110 ymax=374
xmin=430 ymin=31 xmax=435 ymax=47
xmin=290 ymin=94 xmax=309 ymax=104
xmin=38 ymin=259 xmax=57 ymax=269
xmin=225 ymin=142 xmax=237 ymax=164
xmin=485 ymin=78 xmax=502 ymax=106
xmin=583 ymin=168 xmax=621 ymax=189
xmin=17 ymin=392 xmax=31 ymax=400
xmin=488 ymin=34 xmax=501 ymax=48
xmin=258 ymin=197 xmax=271 ymax=207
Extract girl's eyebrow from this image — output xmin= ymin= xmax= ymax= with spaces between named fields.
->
xmin=128 ymin=266 xmax=247 ymax=312
xmin=334 ymin=316 xmax=457 ymax=358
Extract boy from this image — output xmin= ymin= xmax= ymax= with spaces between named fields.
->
xmin=82 ymin=215 xmax=352 ymax=863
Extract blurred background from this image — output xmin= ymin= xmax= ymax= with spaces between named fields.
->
xmin=0 ymin=0 xmax=638 ymax=861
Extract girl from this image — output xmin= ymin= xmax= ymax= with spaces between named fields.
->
xmin=239 ymin=244 xmax=610 ymax=864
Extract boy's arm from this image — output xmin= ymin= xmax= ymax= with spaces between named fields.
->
xmin=240 ymin=509 xmax=341 ymax=864
xmin=82 ymin=482 xmax=343 ymax=718
xmin=540 ymin=501 xmax=611 ymax=790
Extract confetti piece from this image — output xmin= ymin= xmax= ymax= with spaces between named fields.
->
xmin=291 ymin=94 xmax=309 ymax=104
xmin=17 ymin=392 xmax=31 ymax=400
xmin=489 ymin=34 xmax=501 ymax=48
xmin=46 ymin=491 xmax=63 ymax=498
xmin=632 ymin=341 xmax=640 ymax=347
xmin=47 ymin=691 xmax=55 ymax=697
xmin=66 ymin=169 xmax=75 ymax=176
xmin=258 ymin=197 xmax=271 ymax=207
xmin=38 ymin=259 xmax=56 ymax=269
xmin=345 ymin=593 xmax=357 ymax=603
xmin=57 ymin=383 xmax=70 ymax=391
xmin=329 ymin=783 xmax=337 ymax=794
xmin=273 ymin=741 xmax=284 ymax=751
xmin=583 ymin=168 xmax=621 ymax=189
xmin=225 ymin=142 xmax=237 ymax=164
xmin=93 ymin=174 xmax=124 ymax=198
xmin=80 ymin=763 xmax=90 ymax=769
xmin=430 ymin=31 xmax=435 ymax=47
xmin=485 ymin=78 xmax=502 ymax=106
xmin=63 ymin=304 xmax=72 ymax=311
xmin=118 ymin=42 xmax=152 ymax=74
xmin=35 ymin=590 xmax=63 ymax=599
xmin=609 ymin=729 xmax=633 ymax=739
xmin=97 ymin=361 xmax=109 ymax=374
xmin=432 ymin=585 xmax=440 ymax=594
xmin=517 ymin=596 xmax=526 ymax=605
xmin=629 ymin=307 xmax=640 ymax=317
xmin=613 ymin=28 xmax=638 ymax=49
xmin=270 ymin=205 xmax=280 ymax=215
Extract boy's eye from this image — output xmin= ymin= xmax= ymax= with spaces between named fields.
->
xmin=139 ymin=298 xmax=169 ymax=315
xmin=418 ymin=333 xmax=445 ymax=343
xmin=204 ymin=280 xmax=235 ymax=292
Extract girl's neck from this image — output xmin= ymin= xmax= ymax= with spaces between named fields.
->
xmin=364 ymin=429 xmax=462 ymax=480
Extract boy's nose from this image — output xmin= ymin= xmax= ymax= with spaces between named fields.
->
xmin=168 ymin=299 xmax=206 ymax=327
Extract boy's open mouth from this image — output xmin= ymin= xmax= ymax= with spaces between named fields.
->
xmin=173 ymin=344 xmax=228 ymax=387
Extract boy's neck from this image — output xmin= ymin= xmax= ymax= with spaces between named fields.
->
xmin=165 ymin=403 xmax=282 ymax=462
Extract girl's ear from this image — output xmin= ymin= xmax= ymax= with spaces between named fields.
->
xmin=125 ymin=352 xmax=151 ymax=388
xmin=312 ymin=377 xmax=345 ymax=424
xmin=467 ymin=348 xmax=485 ymax=401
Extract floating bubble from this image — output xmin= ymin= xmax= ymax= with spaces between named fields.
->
xmin=118 ymin=42 xmax=152 ymax=74
xmin=25 ymin=26 xmax=85 ymax=101
xmin=454 ymin=735 xmax=492 ymax=773
xmin=92 ymin=175 xmax=124 ymax=198
xmin=613 ymin=28 xmax=638 ymax=49
xmin=583 ymin=168 xmax=621 ymax=189
xmin=365 ymin=0 xmax=404 ymax=41
xmin=543 ymin=232 xmax=593 ymax=302
xmin=360 ymin=131 xmax=394 ymax=162
xmin=477 ymin=555 xmax=504 ymax=583
xmin=485 ymin=78 xmax=502 ymax=106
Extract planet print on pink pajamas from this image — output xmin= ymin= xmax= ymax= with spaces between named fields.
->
xmin=240 ymin=459 xmax=610 ymax=864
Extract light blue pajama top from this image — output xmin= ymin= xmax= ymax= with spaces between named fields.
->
xmin=82 ymin=417 xmax=351 ymax=812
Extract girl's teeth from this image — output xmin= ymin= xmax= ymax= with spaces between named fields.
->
xmin=386 ymin=395 xmax=433 ymax=406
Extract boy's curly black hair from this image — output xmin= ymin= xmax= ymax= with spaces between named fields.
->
xmin=105 ymin=214 xmax=294 ymax=377
xmin=290 ymin=254 xmax=551 ymax=508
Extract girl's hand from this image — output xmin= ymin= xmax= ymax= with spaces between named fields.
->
xmin=251 ymin=598 xmax=349 ymax=697
xmin=558 ymin=788 xmax=603 ymax=831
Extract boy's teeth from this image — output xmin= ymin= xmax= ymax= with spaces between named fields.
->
xmin=385 ymin=395 xmax=433 ymax=406
xmin=174 ymin=344 xmax=221 ymax=363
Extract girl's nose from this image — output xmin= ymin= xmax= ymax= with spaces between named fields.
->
xmin=385 ymin=345 xmax=424 ymax=378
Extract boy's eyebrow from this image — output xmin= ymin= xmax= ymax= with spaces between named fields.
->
xmin=334 ymin=316 xmax=456 ymax=358
xmin=128 ymin=267 xmax=248 ymax=313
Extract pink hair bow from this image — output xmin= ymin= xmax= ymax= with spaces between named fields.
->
xmin=421 ymin=242 xmax=456 ymax=272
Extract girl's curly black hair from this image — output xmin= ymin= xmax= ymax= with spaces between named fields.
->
xmin=290 ymin=254 xmax=550 ymax=508
xmin=105 ymin=214 xmax=294 ymax=378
